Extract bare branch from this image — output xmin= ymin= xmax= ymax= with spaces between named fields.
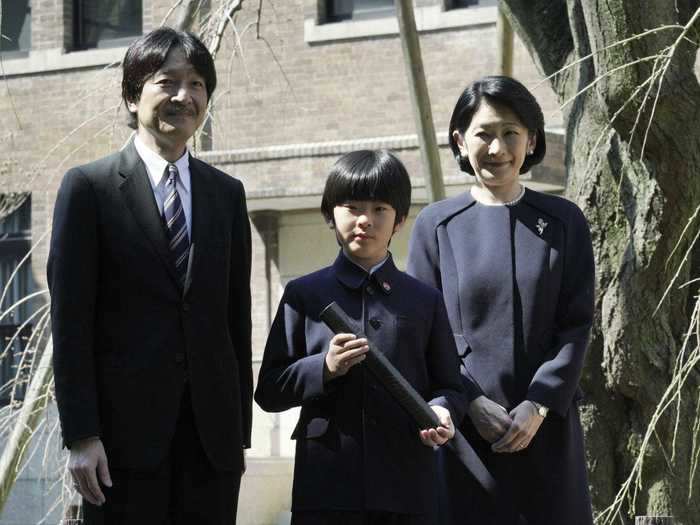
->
xmin=208 ymin=0 xmax=244 ymax=59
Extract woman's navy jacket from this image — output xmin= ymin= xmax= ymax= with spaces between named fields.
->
xmin=407 ymin=189 xmax=594 ymax=417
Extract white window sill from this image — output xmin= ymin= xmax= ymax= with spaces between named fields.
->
xmin=0 ymin=46 xmax=128 ymax=77
xmin=305 ymin=4 xmax=497 ymax=44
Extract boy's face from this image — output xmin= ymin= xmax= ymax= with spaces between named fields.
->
xmin=332 ymin=200 xmax=404 ymax=270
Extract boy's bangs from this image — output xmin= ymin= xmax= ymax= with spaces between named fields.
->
xmin=335 ymin=166 xmax=392 ymax=205
xmin=321 ymin=150 xmax=411 ymax=223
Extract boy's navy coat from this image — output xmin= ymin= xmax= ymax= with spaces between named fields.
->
xmin=255 ymin=253 xmax=464 ymax=515
xmin=407 ymin=188 xmax=594 ymax=524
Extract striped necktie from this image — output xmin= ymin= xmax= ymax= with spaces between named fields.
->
xmin=163 ymin=163 xmax=190 ymax=286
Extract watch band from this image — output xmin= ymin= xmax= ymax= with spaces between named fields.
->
xmin=530 ymin=400 xmax=549 ymax=418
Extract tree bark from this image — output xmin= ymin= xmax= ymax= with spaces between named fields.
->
xmin=173 ymin=0 xmax=199 ymax=31
xmin=503 ymin=1 xmax=700 ymax=522
xmin=496 ymin=7 xmax=514 ymax=76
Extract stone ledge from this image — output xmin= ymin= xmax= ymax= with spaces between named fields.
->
xmin=200 ymin=127 xmax=564 ymax=166
xmin=201 ymin=134 xmax=440 ymax=165
xmin=0 ymin=46 xmax=126 ymax=77
xmin=247 ymin=177 xmax=565 ymax=213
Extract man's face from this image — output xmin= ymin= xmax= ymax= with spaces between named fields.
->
xmin=127 ymin=46 xmax=208 ymax=154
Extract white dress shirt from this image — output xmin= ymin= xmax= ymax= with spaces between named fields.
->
xmin=133 ymin=135 xmax=192 ymax=238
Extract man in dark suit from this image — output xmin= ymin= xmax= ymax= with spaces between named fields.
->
xmin=47 ymin=27 xmax=252 ymax=524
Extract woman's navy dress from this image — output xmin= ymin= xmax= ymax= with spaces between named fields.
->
xmin=407 ymin=188 xmax=594 ymax=525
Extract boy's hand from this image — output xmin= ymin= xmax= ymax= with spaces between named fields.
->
xmin=419 ymin=405 xmax=455 ymax=447
xmin=324 ymin=333 xmax=369 ymax=380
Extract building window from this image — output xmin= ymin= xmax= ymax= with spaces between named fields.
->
xmin=0 ymin=0 xmax=31 ymax=54
xmin=446 ymin=0 xmax=480 ymax=8
xmin=326 ymin=0 xmax=395 ymax=22
xmin=0 ymin=197 xmax=34 ymax=406
xmin=73 ymin=0 xmax=142 ymax=50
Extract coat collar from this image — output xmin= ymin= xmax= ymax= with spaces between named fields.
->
xmin=333 ymin=251 xmax=397 ymax=295
xmin=438 ymin=190 xmax=477 ymax=225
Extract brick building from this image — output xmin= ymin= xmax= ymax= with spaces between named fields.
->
xmin=0 ymin=1 xmax=565 ymax=523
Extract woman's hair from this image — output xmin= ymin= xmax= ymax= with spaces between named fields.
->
xmin=122 ymin=27 xmax=217 ymax=130
xmin=448 ymin=76 xmax=546 ymax=175
xmin=321 ymin=150 xmax=411 ymax=226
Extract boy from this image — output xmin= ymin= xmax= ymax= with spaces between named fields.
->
xmin=255 ymin=150 xmax=464 ymax=525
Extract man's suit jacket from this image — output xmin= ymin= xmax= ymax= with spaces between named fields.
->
xmin=48 ymin=140 xmax=252 ymax=473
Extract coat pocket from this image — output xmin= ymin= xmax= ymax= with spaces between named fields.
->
xmin=395 ymin=314 xmax=427 ymax=351
xmin=291 ymin=416 xmax=330 ymax=440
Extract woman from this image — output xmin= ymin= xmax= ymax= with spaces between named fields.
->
xmin=407 ymin=76 xmax=594 ymax=525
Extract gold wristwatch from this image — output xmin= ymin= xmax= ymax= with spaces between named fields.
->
xmin=530 ymin=401 xmax=549 ymax=418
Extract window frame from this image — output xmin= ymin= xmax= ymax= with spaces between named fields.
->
xmin=72 ymin=0 xmax=143 ymax=51
xmin=444 ymin=0 xmax=481 ymax=10
xmin=306 ymin=1 xmax=498 ymax=44
xmin=325 ymin=0 xmax=395 ymax=23
xmin=0 ymin=196 xmax=33 ymax=406
xmin=0 ymin=0 xmax=32 ymax=57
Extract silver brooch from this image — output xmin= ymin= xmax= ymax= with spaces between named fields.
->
xmin=536 ymin=218 xmax=548 ymax=236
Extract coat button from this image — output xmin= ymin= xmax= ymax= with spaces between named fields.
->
xmin=182 ymin=302 xmax=190 ymax=312
xmin=369 ymin=318 xmax=382 ymax=330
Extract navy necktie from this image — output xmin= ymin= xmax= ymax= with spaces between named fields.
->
xmin=163 ymin=164 xmax=190 ymax=286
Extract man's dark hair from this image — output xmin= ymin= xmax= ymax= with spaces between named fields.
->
xmin=321 ymin=150 xmax=412 ymax=226
xmin=448 ymin=75 xmax=546 ymax=175
xmin=121 ymin=27 xmax=217 ymax=129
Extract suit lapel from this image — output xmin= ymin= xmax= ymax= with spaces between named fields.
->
xmin=117 ymin=141 xmax=181 ymax=289
xmin=187 ymin=156 xmax=216 ymax=297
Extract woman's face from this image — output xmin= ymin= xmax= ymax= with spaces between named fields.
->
xmin=454 ymin=99 xmax=536 ymax=192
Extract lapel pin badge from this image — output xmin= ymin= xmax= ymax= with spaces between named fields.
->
xmin=382 ymin=281 xmax=392 ymax=292
xmin=536 ymin=218 xmax=548 ymax=236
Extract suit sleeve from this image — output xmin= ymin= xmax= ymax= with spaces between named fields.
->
xmin=47 ymin=168 xmax=101 ymax=446
xmin=408 ymin=209 xmax=483 ymax=403
xmin=425 ymin=292 xmax=467 ymax=426
xmin=229 ymin=180 xmax=254 ymax=448
xmin=527 ymin=205 xmax=595 ymax=416
xmin=254 ymin=283 xmax=332 ymax=413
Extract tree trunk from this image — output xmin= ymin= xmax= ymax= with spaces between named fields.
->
xmin=502 ymin=1 xmax=700 ymax=522
xmin=395 ymin=0 xmax=445 ymax=202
